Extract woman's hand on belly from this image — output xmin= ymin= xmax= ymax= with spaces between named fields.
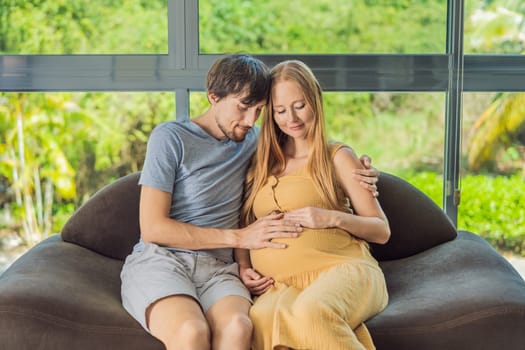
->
xmin=283 ymin=206 xmax=337 ymax=230
xmin=239 ymin=265 xmax=274 ymax=296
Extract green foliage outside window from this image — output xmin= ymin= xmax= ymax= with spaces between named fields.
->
xmin=0 ymin=0 xmax=167 ymax=54
xmin=199 ymin=0 xmax=447 ymax=53
xmin=406 ymin=171 xmax=525 ymax=255
xmin=0 ymin=92 xmax=174 ymax=244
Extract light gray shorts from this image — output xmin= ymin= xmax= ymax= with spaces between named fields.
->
xmin=120 ymin=242 xmax=252 ymax=331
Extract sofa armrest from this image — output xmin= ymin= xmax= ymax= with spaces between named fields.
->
xmin=0 ymin=235 xmax=163 ymax=350
xmin=61 ymin=173 xmax=142 ymax=260
xmin=371 ymin=172 xmax=457 ymax=261
xmin=367 ymin=231 xmax=525 ymax=350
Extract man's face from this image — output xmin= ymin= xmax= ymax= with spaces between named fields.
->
xmin=210 ymin=92 xmax=266 ymax=142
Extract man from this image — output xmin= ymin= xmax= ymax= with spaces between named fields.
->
xmin=120 ymin=54 xmax=379 ymax=350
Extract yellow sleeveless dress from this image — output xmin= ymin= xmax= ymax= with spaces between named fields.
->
xmin=249 ymin=146 xmax=388 ymax=350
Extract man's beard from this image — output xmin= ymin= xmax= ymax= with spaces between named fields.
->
xmin=216 ymin=117 xmax=247 ymax=142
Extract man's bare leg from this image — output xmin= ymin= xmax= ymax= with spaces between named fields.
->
xmin=206 ymin=295 xmax=253 ymax=350
xmin=147 ymin=295 xmax=211 ymax=350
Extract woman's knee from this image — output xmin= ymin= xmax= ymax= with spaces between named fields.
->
xmin=291 ymin=296 xmax=332 ymax=323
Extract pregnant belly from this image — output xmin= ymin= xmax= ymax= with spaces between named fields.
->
xmin=250 ymin=228 xmax=358 ymax=279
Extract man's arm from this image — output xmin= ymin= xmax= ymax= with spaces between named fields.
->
xmin=139 ymin=185 xmax=301 ymax=250
xmin=356 ymin=154 xmax=380 ymax=197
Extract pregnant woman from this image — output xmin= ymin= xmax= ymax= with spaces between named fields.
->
xmin=236 ymin=60 xmax=390 ymax=350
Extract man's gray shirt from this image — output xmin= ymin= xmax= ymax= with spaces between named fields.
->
xmin=134 ymin=119 xmax=258 ymax=263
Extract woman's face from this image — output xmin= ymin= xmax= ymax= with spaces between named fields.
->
xmin=271 ymin=79 xmax=314 ymax=140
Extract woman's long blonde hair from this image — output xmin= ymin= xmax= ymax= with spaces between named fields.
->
xmin=240 ymin=60 xmax=346 ymax=226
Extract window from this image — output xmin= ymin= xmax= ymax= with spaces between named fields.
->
xmin=199 ymin=0 xmax=447 ymax=54
xmin=1 ymin=0 xmax=524 ymax=257
xmin=0 ymin=1 xmax=168 ymax=54
xmin=325 ymin=92 xmax=445 ymax=203
xmin=465 ymin=1 xmax=525 ymax=54
xmin=0 ymin=91 xmax=175 ymax=238
xmin=460 ymin=91 xmax=525 ymax=252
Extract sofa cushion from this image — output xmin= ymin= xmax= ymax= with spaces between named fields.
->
xmin=370 ymin=172 xmax=457 ymax=261
xmin=61 ymin=172 xmax=141 ymax=260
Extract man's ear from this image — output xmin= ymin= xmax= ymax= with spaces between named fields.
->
xmin=208 ymin=92 xmax=220 ymax=104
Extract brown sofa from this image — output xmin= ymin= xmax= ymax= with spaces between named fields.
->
xmin=1 ymin=172 xmax=524 ymax=350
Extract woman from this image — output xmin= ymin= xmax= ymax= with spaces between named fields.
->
xmin=236 ymin=60 xmax=390 ymax=350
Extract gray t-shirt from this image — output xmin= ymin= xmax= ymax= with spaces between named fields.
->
xmin=134 ymin=119 xmax=258 ymax=263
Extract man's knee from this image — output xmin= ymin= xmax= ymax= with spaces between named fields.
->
xmin=216 ymin=312 xmax=253 ymax=339
xmin=230 ymin=312 xmax=253 ymax=335
xmin=167 ymin=319 xmax=211 ymax=349
xmin=206 ymin=295 xmax=253 ymax=347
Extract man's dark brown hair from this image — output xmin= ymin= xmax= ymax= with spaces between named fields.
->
xmin=206 ymin=54 xmax=271 ymax=105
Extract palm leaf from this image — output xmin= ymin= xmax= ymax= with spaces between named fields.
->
xmin=467 ymin=92 xmax=525 ymax=171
